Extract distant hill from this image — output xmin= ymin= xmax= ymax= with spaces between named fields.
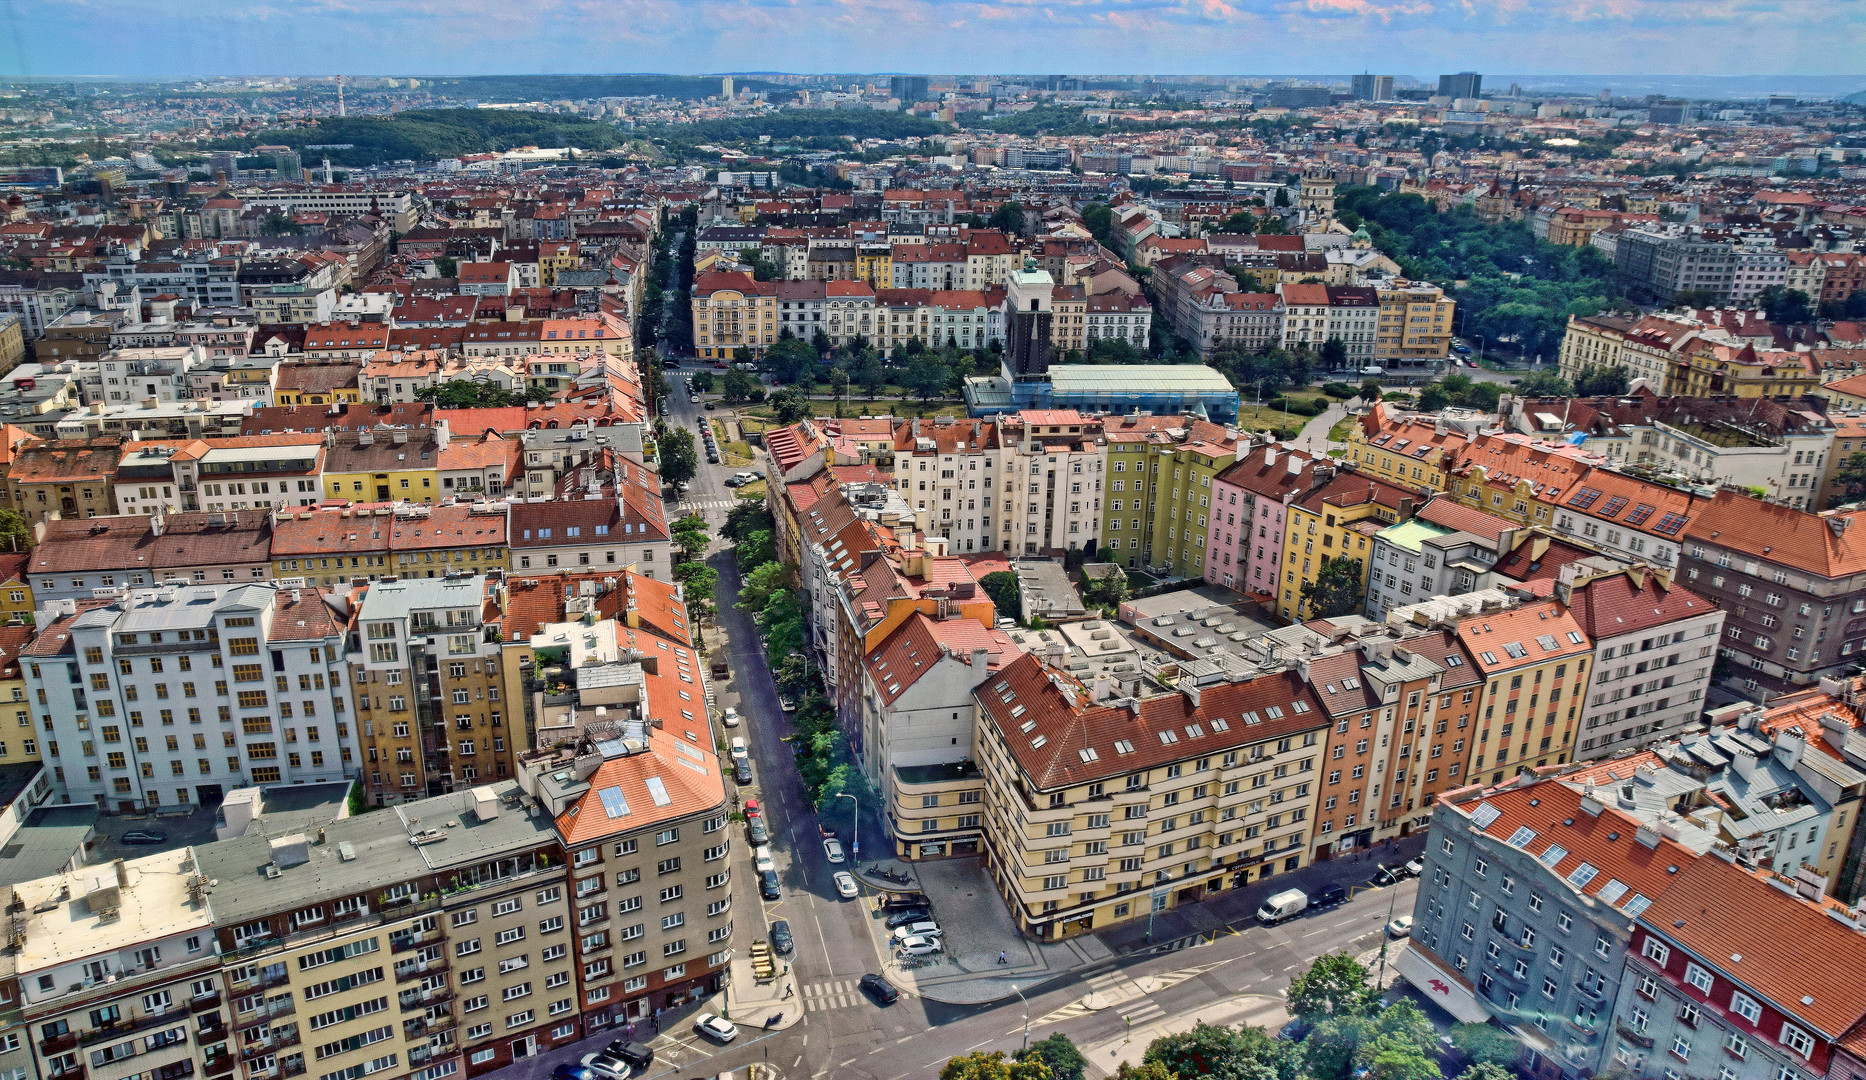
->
xmin=209 ymin=109 xmax=626 ymax=167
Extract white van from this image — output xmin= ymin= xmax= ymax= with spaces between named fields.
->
xmin=1257 ymin=888 xmax=1309 ymax=925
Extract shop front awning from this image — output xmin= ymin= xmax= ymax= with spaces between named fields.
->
xmin=1393 ymin=945 xmax=1493 ymax=1024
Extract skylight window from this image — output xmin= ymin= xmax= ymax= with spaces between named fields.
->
xmin=1158 ymin=730 xmax=1179 ymax=745
xmin=1507 ymin=826 xmax=1537 ymax=848
xmin=1114 ymin=740 xmax=1135 ymax=754
xmin=598 ymin=787 xmax=630 ymax=819
xmin=1469 ymin=802 xmax=1502 ymax=829
xmin=1538 ymin=844 xmax=1568 ymax=867
xmin=1567 ymin=862 xmax=1600 ymax=888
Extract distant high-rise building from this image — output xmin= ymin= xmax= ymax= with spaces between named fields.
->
xmin=1351 ymin=74 xmax=1394 ymax=101
xmin=1437 ymin=72 xmax=1482 ymax=99
xmin=275 ymin=150 xmax=302 ymax=182
xmin=208 ymin=151 xmax=237 ymax=186
xmin=890 ymin=75 xmax=930 ymax=104
xmin=721 ymin=76 xmax=735 ymax=100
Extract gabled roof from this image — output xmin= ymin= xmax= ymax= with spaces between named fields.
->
xmin=1455 ymin=599 xmax=1591 ymax=673
xmin=1566 ymin=569 xmax=1713 ymax=640
xmin=1683 ymin=489 xmax=1866 ymax=579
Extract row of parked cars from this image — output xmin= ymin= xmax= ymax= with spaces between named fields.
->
xmin=1255 ymin=855 xmax=1424 ymax=925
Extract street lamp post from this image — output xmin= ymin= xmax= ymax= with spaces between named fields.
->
xmin=1012 ymin=983 xmax=1030 ymax=1052
xmin=1375 ymin=883 xmax=1401 ymax=991
xmin=837 ymin=791 xmax=858 ymax=868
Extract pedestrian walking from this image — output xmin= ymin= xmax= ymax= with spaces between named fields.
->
xmin=784 ymin=983 xmax=793 ymax=1000
xmin=997 ymin=950 xmax=1007 ymax=965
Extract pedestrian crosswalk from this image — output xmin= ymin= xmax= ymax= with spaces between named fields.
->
xmin=801 ymin=979 xmax=862 ymax=1012
xmin=1019 ymin=961 xmax=1226 ymax=1032
xmin=676 ymin=497 xmax=741 ymax=513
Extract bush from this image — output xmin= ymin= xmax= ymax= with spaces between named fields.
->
xmin=1322 ymin=382 xmax=1359 ymax=399
xmin=1269 ymin=395 xmax=1329 ymax=417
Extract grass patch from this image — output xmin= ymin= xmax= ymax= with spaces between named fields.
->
xmin=1327 ymin=417 xmax=1355 ymax=444
xmin=1234 ymin=402 xmax=1307 ymax=439
xmin=735 ymin=479 xmax=767 ymax=500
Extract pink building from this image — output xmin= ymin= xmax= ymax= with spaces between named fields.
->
xmin=1205 ymin=443 xmax=1323 ymax=595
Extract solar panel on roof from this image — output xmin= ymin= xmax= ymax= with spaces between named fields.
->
xmin=1539 ymin=843 xmax=1568 ymax=867
xmin=1601 ymin=495 xmax=1629 ymax=518
xmin=1624 ymin=503 xmax=1656 ymax=526
xmin=1654 ymin=512 xmax=1688 ymax=536
xmin=1469 ymin=802 xmax=1503 ymax=829
xmin=1570 ymin=488 xmax=1602 ymax=510
xmin=598 ymin=787 xmax=631 ymax=818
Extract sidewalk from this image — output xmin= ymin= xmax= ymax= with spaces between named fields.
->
xmin=1080 ymin=993 xmax=1290 ymax=1078
xmin=715 ymin=956 xmax=805 ymax=1032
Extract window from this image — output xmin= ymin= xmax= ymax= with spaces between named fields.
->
xmin=1684 ymin=962 xmax=1713 ymax=993
xmin=1780 ymin=1024 xmax=1814 ymax=1058
xmin=1729 ymin=992 xmax=1762 ymax=1025
xmin=1671 ymin=1035 xmax=1691 ymax=1061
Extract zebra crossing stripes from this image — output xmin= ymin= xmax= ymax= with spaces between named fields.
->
xmin=802 ymin=980 xmax=860 ymax=1012
xmin=676 ymin=497 xmax=741 ymax=512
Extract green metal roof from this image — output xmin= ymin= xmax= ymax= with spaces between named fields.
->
xmin=1376 ymin=518 xmax=1454 ymax=554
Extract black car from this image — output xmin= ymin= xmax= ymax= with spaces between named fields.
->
xmin=120 ymin=831 xmax=167 ymax=845
xmin=604 ymin=1041 xmax=654 ymax=1069
xmin=769 ymin=919 xmax=794 ymax=955
xmin=1371 ymin=864 xmax=1401 ymax=888
xmin=734 ymin=758 xmax=753 ymax=784
xmin=1313 ymin=884 xmax=1349 ymax=907
xmin=884 ymin=907 xmax=932 ymax=929
xmin=859 ymin=973 xmax=898 ymax=1005
xmin=747 ymin=816 xmax=769 ymax=844
xmin=759 ymin=869 xmax=781 ymax=901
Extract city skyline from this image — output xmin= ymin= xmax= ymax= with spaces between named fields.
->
xmin=3 ymin=0 xmax=1861 ymax=82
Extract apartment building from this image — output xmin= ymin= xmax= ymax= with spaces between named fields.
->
xmin=973 ymin=654 xmax=1328 ymax=939
xmin=891 ymin=417 xmax=1009 ymax=556
xmin=1278 ymin=468 xmax=1420 ymax=622
xmin=1345 ymin=403 xmax=1476 ymax=496
xmin=13 ymin=855 xmax=230 ymax=1080
xmin=1277 ymin=283 xmax=1332 ymax=352
xmin=1611 ymin=852 xmax=1866 ymax=1080
xmin=1375 ymin=282 xmax=1455 ymax=363
xmin=1100 ymin=417 xmax=1242 ymax=577
xmin=507 ymin=486 xmax=668 ymax=581
xmin=1679 ymin=492 xmax=1866 ymax=694
xmin=27 ymin=511 xmax=275 ymax=606
xmin=270 ymin=504 xmax=509 ymax=588
xmin=4 ymin=439 xmax=124 ymax=523
xmin=349 ymin=575 xmax=508 ymax=806
xmin=25 ymin=583 xmax=353 ymax=811
xmin=1204 ymin=444 xmax=1321 ymax=595
xmin=689 ymin=272 xmax=777 ymax=362
xmin=517 ymin=722 xmax=732 ymax=1029
xmin=999 ymin=412 xmax=1106 ymax=556
xmin=1616 ymin=230 xmax=1734 ymax=304
xmin=191 ymin=782 xmax=577 ymax=1080
xmin=1560 ymin=562 xmax=1724 ymax=761
xmin=1363 ymin=498 xmax=1518 ymax=617
xmin=1459 ymin=598 xmax=1594 ymax=785
xmin=1403 ymin=778 xmax=1701 ymax=1080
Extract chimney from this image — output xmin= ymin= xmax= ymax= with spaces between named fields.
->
xmin=1265 ymin=445 xmax=1278 ymax=469
xmin=971 ymin=647 xmax=989 ymax=671
xmin=1286 ymin=452 xmax=1301 ymax=476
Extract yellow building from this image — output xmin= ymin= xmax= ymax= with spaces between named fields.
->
xmin=1441 ymin=434 xmax=1596 ymax=529
xmin=1342 ymin=403 xmax=1471 ymax=495
xmin=0 ymin=312 xmax=25 ymax=375
xmin=321 ymin=428 xmax=443 ymax=504
xmin=1102 ymin=420 xmax=1242 ymax=580
xmin=1672 ymin=339 xmax=1819 ymax=398
xmin=0 ymin=623 xmax=38 ymax=762
xmin=538 ymin=240 xmax=578 ymax=285
xmin=691 ymin=271 xmax=779 ymax=361
xmin=856 ymin=243 xmax=892 ymax=287
xmin=1278 ymin=468 xmax=1419 ymax=621
xmin=1051 ymin=286 xmax=1087 ymax=355
xmin=1456 ymin=600 xmax=1593 ymax=785
xmin=1374 ymin=281 xmax=1455 ymax=363
xmin=0 ymin=551 xmax=31 ymax=625
xmin=974 ymin=653 xmax=1329 ymax=939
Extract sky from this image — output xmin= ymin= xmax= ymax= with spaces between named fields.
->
xmin=1 ymin=0 xmax=1861 ymax=82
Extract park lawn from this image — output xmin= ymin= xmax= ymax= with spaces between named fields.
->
xmin=709 ymin=420 xmax=755 ymax=466
xmin=1234 ymin=401 xmax=1308 ymax=439
xmin=1327 ymin=416 xmax=1355 ymax=444
xmin=735 ymin=479 xmax=767 ymax=500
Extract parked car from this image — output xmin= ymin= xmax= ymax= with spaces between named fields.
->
xmin=1313 ymin=884 xmax=1349 ymax=907
xmin=611 ymin=1042 xmax=655 ymax=1069
xmin=721 ymin=707 xmax=740 ymax=728
xmin=890 ymin=921 xmax=941 ymax=942
xmin=704 ymin=401 xmax=717 ymax=410
xmin=769 ymin=919 xmax=794 ymax=955
xmin=577 ymin=1055 xmax=628 ymax=1080
xmin=693 ymin=1014 xmax=738 ymax=1042
xmin=689 ymin=394 xmax=699 ymax=403
xmin=747 ymin=816 xmax=769 ymax=844
xmin=1387 ymin=916 xmax=1415 ymax=938
xmin=734 ymin=758 xmax=753 ymax=784
xmin=884 ymin=907 xmax=931 ymax=929
xmin=823 ymin=838 xmax=845 ymax=863
xmin=759 ymin=870 xmax=781 ymax=900
xmin=879 ymin=891 xmax=931 ymax=911
xmin=860 ymin=973 xmax=899 ymax=1004
xmin=754 ymin=845 xmax=774 ymax=874
xmin=1370 ymin=864 xmax=1402 ymax=888
xmin=833 ymin=871 xmax=858 ymax=898
xmin=896 ymin=935 xmax=941 ymax=956
xmin=729 ymin=737 xmax=748 ymax=761
xmin=556 ymin=1065 xmax=606 ymax=1080
xmin=1404 ymin=856 xmax=1425 ymax=877
xmin=120 ymin=831 xmax=167 ymax=845
xmin=778 ymin=695 xmax=797 ymax=712
xmin=1257 ymin=888 xmax=1309 ymax=925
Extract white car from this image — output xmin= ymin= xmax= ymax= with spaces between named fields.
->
xmin=823 ymin=838 xmax=845 ymax=864
xmin=1387 ymin=916 xmax=1414 ymax=938
xmin=833 ymin=870 xmax=858 ymax=898
xmin=689 ymin=395 xmax=699 ymax=404
xmin=579 ymin=1054 xmax=630 ymax=1079
xmin=693 ymin=1013 xmax=738 ymax=1042
xmin=721 ymin=707 xmax=740 ymax=728
xmin=896 ymin=935 xmax=941 ymax=956
xmin=754 ymin=845 xmax=774 ymax=874
xmin=733 ymin=471 xmax=759 ymax=484
xmin=890 ymin=921 xmax=941 ymax=942
xmin=729 ymin=737 xmax=747 ymax=762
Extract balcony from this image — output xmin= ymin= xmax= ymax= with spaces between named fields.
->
xmin=196 ymin=1019 xmax=228 ymax=1043
xmin=48 ymin=1066 xmax=86 ymax=1080
xmin=240 ymin=1029 xmax=300 ymax=1059
xmin=1615 ymin=1023 xmax=1655 ymax=1050
xmin=399 ymin=988 xmax=453 ymax=1013
xmin=390 ymin=930 xmax=437 ymax=953
xmin=41 ymin=1032 xmax=78 ymax=1055
xmin=81 ymin=1010 xmax=186 ymax=1047
xmin=1575 ymin=980 xmax=1609 ymax=1002
xmin=395 ymin=959 xmax=448 ymax=983
xmin=228 ymin=970 xmax=290 ymax=994
xmin=192 ymin=993 xmax=223 ymax=1014
xmin=204 ymin=1059 xmax=237 ymax=1079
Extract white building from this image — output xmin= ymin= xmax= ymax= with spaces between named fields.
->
xmin=26 ymin=582 xmax=355 ymax=811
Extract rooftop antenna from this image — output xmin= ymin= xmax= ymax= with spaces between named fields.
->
xmin=337 ymin=75 xmax=346 ymax=118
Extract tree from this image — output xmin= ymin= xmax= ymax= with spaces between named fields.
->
xmin=672 ymin=563 xmax=718 ymax=610
xmin=940 ymin=1050 xmax=1051 ymax=1080
xmin=1301 ymin=556 xmax=1364 ymax=618
xmin=1112 ymin=1065 xmax=1177 ymax=1080
xmin=672 ymin=513 xmax=710 ymax=560
xmin=1144 ymin=1022 xmax=1298 ymax=1080
xmin=766 ymin=337 xmax=817 ymax=384
xmin=1360 ymin=378 xmax=1383 ymax=400
xmin=1303 ymin=1016 xmax=1376 ymax=1080
xmin=659 ymin=427 xmax=698 ymax=487
xmin=1448 ymin=1024 xmax=1520 ymax=1070
xmin=1670 ymin=289 xmax=1719 ymax=310
xmin=770 ymin=388 xmax=809 ymax=424
xmin=1257 ymin=215 xmax=1289 ymax=235
xmin=721 ymin=502 xmax=774 ymax=546
xmin=1287 ymin=954 xmax=1380 ymax=1025
xmin=722 ymin=368 xmax=757 ymax=402
xmin=738 ymin=560 xmax=798 ymax=614
xmin=1416 ymin=383 xmax=1451 ymax=411
xmin=737 ymin=246 xmax=780 ymax=281
xmin=1358 ymin=1036 xmax=1440 ymax=1080
xmin=1757 ymin=285 xmax=1813 ymax=326
xmin=433 ymin=255 xmax=458 ymax=279
xmin=826 ymin=366 xmax=849 ymax=399
xmin=0 ymin=509 xmax=30 ymax=553
xmin=855 ymin=348 xmax=886 ymax=397
xmin=1081 ymin=568 xmax=1128 ymax=610
xmin=989 ymin=201 xmax=1027 ymax=235
xmin=1573 ymin=365 xmax=1631 ymax=396
xmin=1453 ymin=1065 xmax=1514 ymax=1080
xmin=980 ymin=571 xmax=1021 ymax=621
xmin=903 ymin=355 xmax=950 ymax=404
xmin=690 ymin=370 xmax=716 ymax=393
xmin=1020 ymin=1034 xmax=1087 ymax=1080
xmin=1320 ymin=338 xmax=1349 ymax=371
xmin=1830 ymin=452 xmax=1866 ymax=507
xmin=811 ymin=326 xmax=832 ymax=358
xmin=1513 ymin=369 xmax=1573 ymax=398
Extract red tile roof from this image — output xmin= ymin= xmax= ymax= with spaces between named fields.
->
xmin=1566 ymin=568 xmax=1713 ymax=640
xmin=1683 ymin=489 xmax=1866 ymax=579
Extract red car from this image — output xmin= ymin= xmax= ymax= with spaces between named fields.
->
xmin=744 ymin=799 xmax=761 ymax=818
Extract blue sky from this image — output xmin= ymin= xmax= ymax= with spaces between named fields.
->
xmin=1 ymin=0 xmax=1859 ymax=81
